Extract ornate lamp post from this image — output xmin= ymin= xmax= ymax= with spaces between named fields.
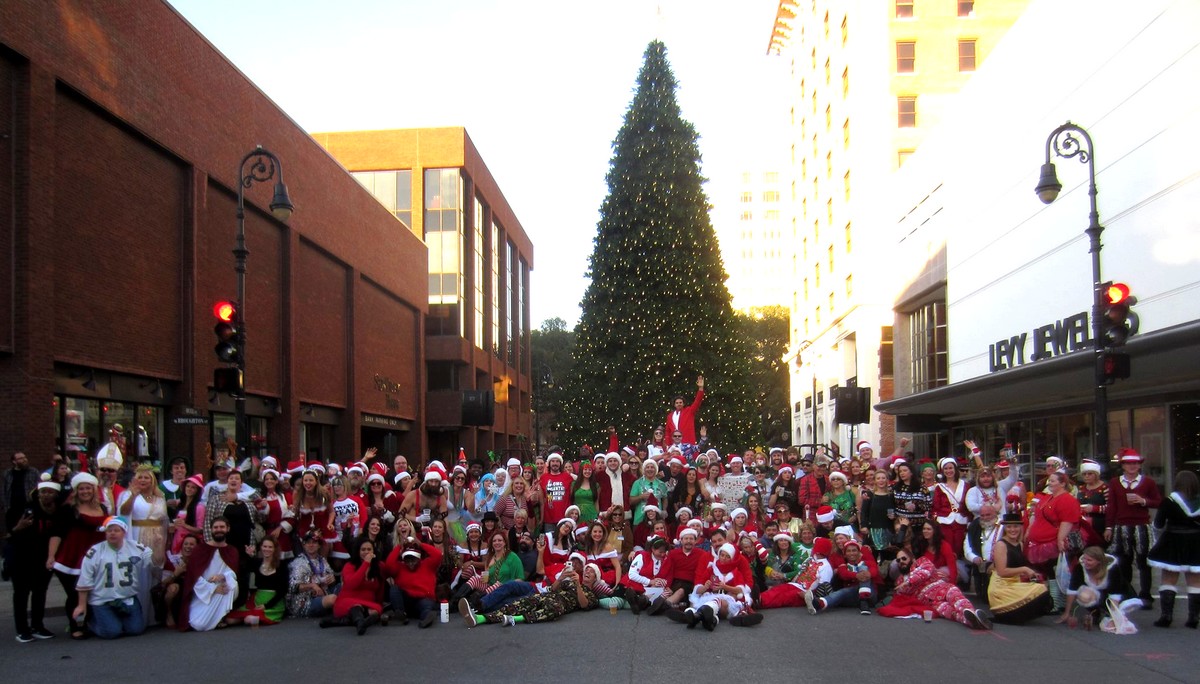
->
xmin=1034 ymin=122 xmax=1109 ymax=459
xmin=234 ymin=146 xmax=293 ymax=461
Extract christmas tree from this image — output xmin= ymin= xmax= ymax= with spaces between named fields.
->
xmin=561 ymin=41 xmax=755 ymax=452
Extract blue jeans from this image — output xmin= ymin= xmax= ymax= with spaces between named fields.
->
xmin=479 ymin=581 xmax=536 ymax=613
xmin=823 ymin=583 xmax=876 ymax=609
xmin=390 ymin=586 xmax=435 ymax=620
xmin=89 ymin=597 xmax=145 ymax=639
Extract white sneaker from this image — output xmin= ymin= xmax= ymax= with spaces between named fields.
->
xmin=459 ymin=598 xmax=477 ymax=629
xmin=804 ymin=589 xmax=817 ymax=615
xmin=502 ymin=615 xmax=517 ymax=627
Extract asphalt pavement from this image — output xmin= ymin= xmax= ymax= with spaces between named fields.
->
xmin=0 ymin=580 xmax=1196 ymax=683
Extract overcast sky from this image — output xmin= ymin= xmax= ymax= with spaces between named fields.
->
xmin=168 ymin=0 xmax=789 ymax=327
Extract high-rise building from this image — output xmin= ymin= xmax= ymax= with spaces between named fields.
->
xmin=767 ymin=0 xmax=1031 ymax=455
xmin=719 ymin=168 xmax=793 ymax=312
xmin=315 ymin=129 xmax=534 ymax=463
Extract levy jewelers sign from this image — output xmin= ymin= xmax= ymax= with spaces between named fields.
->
xmin=988 ymin=311 xmax=1091 ymax=372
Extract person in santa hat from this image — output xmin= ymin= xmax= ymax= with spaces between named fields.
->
xmin=1076 ymin=459 xmax=1109 ymax=543
xmin=649 ymin=527 xmax=712 ymax=615
xmin=821 ymin=539 xmax=881 ymax=614
xmin=401 ymin=462 xmax=449 ymax=527
xmin=1104 ymin=447 xmax=1161 ymax=608
xmin=613 ymin=536 xmax=673 ymax=613
xmin=256 ymin=468 xmax=294 ymax=560
xmin=795 ymin=458 xmax=828 ymax=522
xmin=879 ymin=547 xmax=992 ymax=629
xmin=538 ymin=452 xmax=574 ymax=533
xmin=291 ymin=468 xmax=333 ymax=552
xmin=758 ymin=536 xmax=834 ymax=611
xmin=813 ymin=505 xmax=842 ymax=538
xmin=930 ymin=456 xmax=973 ymax=570
xmin=665 ymin=540 xmax=762 ymax=629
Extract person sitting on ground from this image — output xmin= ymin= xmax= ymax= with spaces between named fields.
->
xmin=385 ymin=535 xmax=442 ymax=628
xmin=650 ymin=527 xmax=711 ymax=614
xmin=664 ymin=541 xmax=763 ymax=630
xmin=178 ymin=516 xmax=240 ymax=631
xmin=225 ymin=537 xmax=287 ymax=627
xmin=879 ymin=548 xmax=992 ymax=630
xmin=325 ymin=536 xmax=385 ymax=635
xmin=461 ymin=553 xmax=600 ymax=627
xmin=820 ymin=538 xmax=881 ymax=615
xmin=987 ymin=512 xmax=1051 ymax=624
xmin=285 ymin=532 xmax=336 ymax=619
xmin=73 ymin=517 xmax=153 ymax=639
xmin=1064 ymin=545 xmax=1141 ymax=628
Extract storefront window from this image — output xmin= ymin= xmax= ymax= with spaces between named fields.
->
xmin=212 ymin=413 xmax=236 ymax=451
xmin=1171 ymin=402 xmax=1200 ymax=478
xmin=138 ymin=405 xmax=164 ymax=466
xmin=1133 ymin=406 xmax=1168 ymax=484
xmin=63 ymin=397 xmax=100 ymax=467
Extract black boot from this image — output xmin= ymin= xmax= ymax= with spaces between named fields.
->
xmin=700 ymin=605 xmax=717 ymax=631
xmin=1187 ymin=592 xmax=1200 ymax=629
xmin=358 ymin=611 xmax=379 ymax=635
xmin=349 ymin=606 xmax=367 ymax=633
xmin=1154 ymin=589 xmax=1175 ymax=628
xmin=319 ymin=615 xmax=351 ymax=628
xmin=729 ymin=612 xmax=763 ymax=627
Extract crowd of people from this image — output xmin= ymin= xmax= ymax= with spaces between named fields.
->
xmin=4 ymin=395 xmax=1200 ymax=641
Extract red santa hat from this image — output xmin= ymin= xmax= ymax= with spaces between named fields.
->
xmin=506 ymin=458 xmax=522 ymax=468
xmin=326 ymin=463 xmax=342 ymax=476
xmin=777 ymin=465 xmax=794 ymax=476
xmin=99 ymin=516 xmax=129 ymax=533
xmin=716 ymin=543 xmax=737 ymax=560
xmin=621 ymin=445 xmax=636 ymax=456
xmin=842 ymin=538 xmax=862 ymax=551
xmin=465 ymin=522 xmax=482 ymax=535
xmin=674 ymin=506 xmax=693 ymax=519
xmin=828 ymin=470 xmax=848 ymax=484
xmin=937 ymin=457 xmax=957 ymax=471
xmin=184 ymin=474 xmax=205 ymax=490
xmin=394 ymin=470 xmax=412 ymax=486
xmin=346 ymin=463 xmax=366 ymax=476
xmin=668 ymin=457 xmax=685 ymax=469
xmin=547 ymin=452 xmax=564 ymax=463
xmin=995 ymin=459 xmax=1011 ymax=469
xmin=259 ymin=468 xmax=280 ymax=482
xmin=1080 ymin=459 xmax=1102 ymax=474
xmin=812 ymin=537 xmax=833 ymax=558
xmin=287 ymin=459 xmax=306 ymax=475
xmin=424 ymin=460 xmax=447 ymax=482
xmin=1118 ymin=448 xmax=1143 ymax=464
xmin=71 ymin=472 xmax=99 ymax=489
xmin=457 ymin=447 xmax=468 ymax=464
xmin=815 ymin=505 xmax=836 ymax=523
xmin=856 ymin=440 xmax=873 ymax=453
xmin=260 ymin=456 xmax=278 ymax=471
xmin=307 ymin=462 xmax=326 ymax=475
xmin=678 ymin=527 xmax=700 ymax=540
xmin=371 ymin=462 xmax=389 ymax=478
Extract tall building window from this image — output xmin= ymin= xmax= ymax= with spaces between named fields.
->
xmin=473 ymin=196 xmax=487 ymax=349
xmin=959 ymin=40 xmax=977 ymax=72
xmin=803 ymin=278 xmax=809 ymax=301
xmin=958 ymin=1 xmax=974 ymax=17
xmin=827 ymin=244 xmax=834 ymax=273
xmin=824 ymin=58 xmax=831 ymax=85
xmin=424 ymin=169 xmax=464 ymax=336
xmin=823 ymin=11 xmax=830 ymax=38
xmin=740 ymin=210 xmax=753 ymax=221
xmin=763 ymin=190 xmax=781 ymax=202
xmin=844 ymin=221 xmax=852 ymax=252
xmin=846 ymin=274 xmax=853 ymax=298
xmin=896 ymin=1 xmax=914 ymax=18
xmin=881 ymin=326 xmax=894 ymax=377
xmin=826 ymin=152 xmax=832 ymax=179
xmin=764 ymin=171 xmax=779 ymax=183
xmin=898 ymin=96 xmax=917 ymax=127
xmin=826 ymin=198 xmax=833 ymax=224
xmin=896 ymin=41 xmax=915 ymax=73
xmin=910 ymin=301 xmax=948 ymax=392
xmin=491 ymin=220 xmax=502 ymax=360
xmin=825 ymin=104 xmax=831 ymax=131
xmin=740 ymin=191 xmax=753 ymax=203
xmin=843 ymin=119 xmax=850 ymax=148
xmin=508 ymin=240 xmax=517 ymax=367
xmin=350 ymin=170 xmax=413 ymax=230
xmin=520 ymin=258 xmax=530 ymax=369
xmin=844 ymin=171 xmax=851 ymax=202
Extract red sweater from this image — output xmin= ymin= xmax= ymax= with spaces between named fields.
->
xmin=384 ymin=543 xmax=442 ymax=600
xmin=666 ymin=547 xmax=711 ymax=583
xmin=1105 ymin=475 xmax=1162 ymax=527
xmin=834 ymin=546 xmax=882 ymax=587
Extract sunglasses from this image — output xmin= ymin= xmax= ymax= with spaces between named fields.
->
xmin=98 ymin=468 xmax=117 ymax=473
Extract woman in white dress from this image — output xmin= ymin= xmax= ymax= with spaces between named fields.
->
xmin=117 ymin=464 xmax=169 ymax=623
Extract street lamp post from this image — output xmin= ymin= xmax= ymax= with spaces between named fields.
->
xmin=235 ymin=146 xmax=294 ymax=462
xmin=1034 ymin=122 xmax=1109 ymax=460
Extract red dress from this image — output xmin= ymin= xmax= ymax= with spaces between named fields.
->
xmin=53 ymin=510 xmax=108 ymax=575
xmin=261 ymin=493 xmax=294 ymax=558
xmin=332 ymin=560 xmax=385 ymax=617
xmin=294 ymin=500 xmax=333 ymax=542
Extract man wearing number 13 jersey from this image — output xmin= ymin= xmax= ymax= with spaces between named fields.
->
xmin=75 ymin=516 xmax=153 ymax=639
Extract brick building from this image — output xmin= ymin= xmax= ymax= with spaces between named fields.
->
xmin=314 ymin=129 xmax=536 ymax=464
xmin=0 ymin=1 xmax=444 ymax=470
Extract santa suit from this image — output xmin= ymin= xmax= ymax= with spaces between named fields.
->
xmin=931 ymin=480 xmax=972 ymax=559
xmin=759 ymin=556 xmax=834 ymax=609
xmin=261 ymin=493 xmax=295 ymax=559
xmin=665 ymin=389 xmax=705 ymax=445
xmin=688 ymin=552 xmax=753 ymax=617
xmin=597 ymin=467 xmax=636 ymax=514
xmin=621 ymin=550 xmax=674 ymax=594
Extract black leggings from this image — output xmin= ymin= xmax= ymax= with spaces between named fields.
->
xmin=55 ymin=570 xmax=83 ymax=632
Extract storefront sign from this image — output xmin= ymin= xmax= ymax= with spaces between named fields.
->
xmin=362 ymin=413 xmax=406 ymax=429
xmin=988 ymin=311 xmax=1091 ymax=372
xmin=172 ymin=415 xmax=209 ymax=425
xmin=373 ymin=374 xmax=402 ymax=394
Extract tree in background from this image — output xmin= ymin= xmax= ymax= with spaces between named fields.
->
xmin=530 ymin=317 xmax=575 ymax=455
xmin=738 ymin=306 xmax=791 ymax=448
xmin=561 ymin=41 xmax=755 ymax=452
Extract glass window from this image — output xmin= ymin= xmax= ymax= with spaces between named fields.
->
xmin=898 ymin=149 xmax=915 ymax=166
xmin=959 ymin=40 xmax=977 ymax=72
xmin=507 ymin=240 xmax=517 ymax=367
xmin=473 ymin=197 xmax=486 ymax=349
xmin=1133 ymin=406 xmax=1167 ymax=483
xmin=896 ymin=1 xmax=913 ymax=18
xmin=395 ymin=170 xmax=412 ymax=229
xmin=910 ymin=300 xmax=948 ymax=392
xmin=958 ymin=1 xmax=974 ymax=17
xmin=138 ymin=405 xmax=164 ymax=466
xmin=763 ymin=191 xmax=780 ymax=202
xmin=896 ymin=42 xmax=915 ymax=73
xmin=898 ymin=97 xmax=917 ymax=127
xmin=63 ymin=397 xmax=100 ymax=468
xmin=491 ymin=220 xmax=502 ymax=360
xmin=212 ymin=413 xmax=236 ymax=451
xmin=740 ymin=192 xmax=753 ymax=203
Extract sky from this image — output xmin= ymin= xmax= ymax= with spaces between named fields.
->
xmin=167 ymin=0 xmax=789 ymax=327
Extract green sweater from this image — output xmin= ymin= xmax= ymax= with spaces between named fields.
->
xmin=487 ymin=551 xmax=526 ymax=584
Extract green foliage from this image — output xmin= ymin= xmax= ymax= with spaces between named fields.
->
xmin=561 ymin=41 xmax=756 ymax=451
xmin=530 ymin=318 xmax=576 ymax=453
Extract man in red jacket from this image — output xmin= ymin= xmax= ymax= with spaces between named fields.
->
xmin=821 ymin=539 xmax=881 ymax=614
xmin=597 ymin=452 xmax=635 ymax=519
xmin=664 ymin=376 xmax=705 ymax=446
xmin=1104 ymin=448 xmax=1161 ymax=607
xmin=649 ymin=527 xmax=710 ymax=614
xmin=385 ymin=538 xmax=442 ymax=627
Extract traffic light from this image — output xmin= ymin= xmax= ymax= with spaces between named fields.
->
xmin=212 ymin=367 xmax=244 ymax=395
xmin=213 ymin=300 xmax=241 ymax=364
xmin=1100 ymin=352 xmax=1131 ymax=385
xmin=1099 ymin=281 xmax=1138 ymax=347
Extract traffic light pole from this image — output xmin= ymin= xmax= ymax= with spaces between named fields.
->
xmin=1038 ymin=123 xmax=1109 ymax=461
xmin=234 ymin=146 xmax=292 ymax=465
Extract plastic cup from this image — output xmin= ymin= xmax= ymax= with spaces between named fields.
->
xmin=610 ymin=604 xmax=618 ymax=615
xmin=922 ymin=610 xmax=933 ymax=622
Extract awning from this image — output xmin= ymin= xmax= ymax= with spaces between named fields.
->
xmin=876 ymin=320 xmax=1200 ymax=429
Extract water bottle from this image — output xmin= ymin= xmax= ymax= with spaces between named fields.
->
xmin=439 ymin=600 xmax=449 ymax=623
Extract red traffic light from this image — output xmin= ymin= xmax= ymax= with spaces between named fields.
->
xmin=1104 ymin=282 xmax=1131 ymax=306
xmin=213 ymin=300 xmax=237 ymax=323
